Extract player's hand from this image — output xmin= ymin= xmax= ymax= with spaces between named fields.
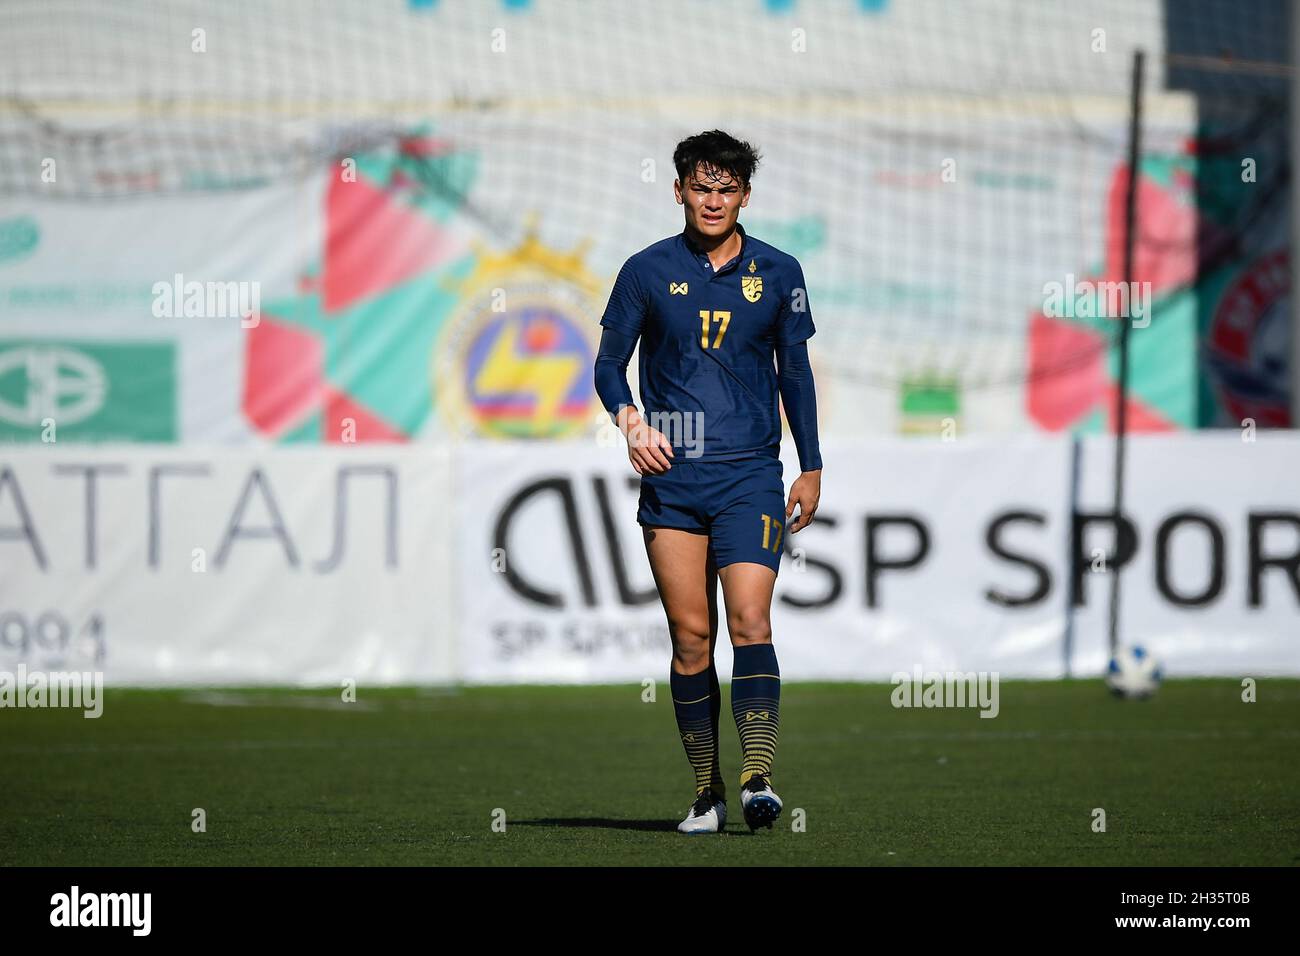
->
xmin=786 ymin=469 xmax=821 ymax=533
xmin=625 ymin=416 xmax=674 ymax=475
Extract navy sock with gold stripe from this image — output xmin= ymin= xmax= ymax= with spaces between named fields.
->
xmin=671 ymin=665 xmax=726 ymax=799
xmin=731 ymin=643 xmax=780 ymax=787
xmin=708 ymin=660 xmax=724 ymax=797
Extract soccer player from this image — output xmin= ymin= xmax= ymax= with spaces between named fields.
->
xmin=593 ymin=130 xmax=822 ymax=833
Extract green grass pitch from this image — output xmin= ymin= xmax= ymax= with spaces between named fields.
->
xmin=3 ymin=680 xmax=1297 ymax=866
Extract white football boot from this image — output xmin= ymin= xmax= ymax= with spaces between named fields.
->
xmin=677 ymin=788 xmax=727 ymax=834
xmin=740 ymin=774 xmax=782 ymax=830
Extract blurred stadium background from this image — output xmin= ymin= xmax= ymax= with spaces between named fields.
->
xmin=1 ymin=0 xmax=1294 ymax=684
xmin=0 ymin=0 xmax=1297 ymax=866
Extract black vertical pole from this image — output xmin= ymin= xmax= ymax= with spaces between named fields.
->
xmin=1064 ymin=435 xmax=1081 ymax=678
xmin=1107 ymin=49 xmax=1145 ymax=659
xmin=1293 ymin=3 xmax=1300 ymax=429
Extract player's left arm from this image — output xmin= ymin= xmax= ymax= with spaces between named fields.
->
xmin=776 ymin=261 xmax=822 ymax=534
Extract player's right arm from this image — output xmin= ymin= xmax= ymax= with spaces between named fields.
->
xmin=593 ymin=257 xmax=674 ymax=475
xmin=594 ymin=327 xmax=674 ymax=475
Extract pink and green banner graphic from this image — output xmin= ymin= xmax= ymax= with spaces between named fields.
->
xmin=243 ymin=134 xmax=472 ymax=443
xmin=1026 ymin=153 xmax=1199 ymax=434
xmin=242 ymin=131 xmax=602 ymax=444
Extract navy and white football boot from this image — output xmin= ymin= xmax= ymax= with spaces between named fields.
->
xmin=677 ymin=788 xmax=727 ymax=834
xmin=740 ymin=774 xmax=782 ymax=831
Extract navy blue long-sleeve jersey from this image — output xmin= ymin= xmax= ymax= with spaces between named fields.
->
xmin=595 ymin=222 xmax=821 ymax=468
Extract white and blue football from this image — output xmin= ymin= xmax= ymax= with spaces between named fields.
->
xmin=1106 ymin=644 xmax=1163 ymax=699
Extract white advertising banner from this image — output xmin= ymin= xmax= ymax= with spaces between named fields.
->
xmin=0 ymin=179 xmax=325 ymax=443
xmin=457 ymin=435 xmax=1300 ymax=683
xmin=456 ymin=438 xmax=1076 ymax=683
xmin=1073 ymin=433 xmax=1300 ymax=675
xmin=0 ymin=102 xmax=1195 ymax=444
xmin=1 ymin=434 xmax=1295 ymax=686
xmin=0 ymin=446 xmax=455 ymax=685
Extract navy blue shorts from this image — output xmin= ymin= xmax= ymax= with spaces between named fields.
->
xmin=637 ymin=456 xmax=787 ymax=575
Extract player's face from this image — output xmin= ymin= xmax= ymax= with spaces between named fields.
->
xmin=675 ymin=163 xmax=750 ymax=239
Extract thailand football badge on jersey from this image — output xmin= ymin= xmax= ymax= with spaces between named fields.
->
xmin=741 ymin=258 xmax=763 ymax=303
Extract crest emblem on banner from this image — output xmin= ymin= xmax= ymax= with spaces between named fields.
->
xmin=435 ymin=218 xmax=604 ymax=439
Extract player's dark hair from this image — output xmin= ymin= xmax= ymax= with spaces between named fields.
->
xmin=673 ymin=130 xmax=761 ymax=188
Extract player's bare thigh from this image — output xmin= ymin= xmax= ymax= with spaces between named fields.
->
xmin=718 ymin=562 xmax=776 ymax=647
xmin=642 ymin=526 xmax=719 ymax=674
